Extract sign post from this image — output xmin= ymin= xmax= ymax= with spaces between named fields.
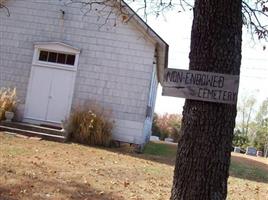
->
xmin=163 ymin=68 xmax=240 ymax=104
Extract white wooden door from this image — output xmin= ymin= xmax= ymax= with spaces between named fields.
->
xmin=25 ymin=66 xmax=75 ymax=124
xmin=46 ymin=69 xmax=75 ymax=122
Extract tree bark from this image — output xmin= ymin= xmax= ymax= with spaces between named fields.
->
xmin=171 ymin=0 xmax=242 ymax=200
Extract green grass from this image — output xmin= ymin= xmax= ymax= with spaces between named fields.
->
xmin=230 ymin=160 xmax=268 ymax=182
xmin=144 ymin=142 xmax=268 ymax=184
xmin=143 ymin=142 xmax=177 ymax=157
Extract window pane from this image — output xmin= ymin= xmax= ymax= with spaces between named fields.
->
xmin=38 ymin=50 xmax=76 ymax=66
xmin=57 ymin=53 xmax=66 ymax=64
xmin=66 ymin=55 xmax=75 ymax=65
xmin=39 ymin=51 xmax=48 ymax=61
xmin=48 ymin=52 xmax=57 ymax=63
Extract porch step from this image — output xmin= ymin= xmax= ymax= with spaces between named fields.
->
xmin=0 ymin=121 xmax=63 ymax=136
xmin=0 ymin=121 xmax=66 ymax=142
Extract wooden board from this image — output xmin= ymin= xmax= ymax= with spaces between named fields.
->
xmin=162 ymin=68 xmax=240 ymax=104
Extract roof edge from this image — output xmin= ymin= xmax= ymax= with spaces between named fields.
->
xmin=121 ymin=0 xmax=169 ymax=70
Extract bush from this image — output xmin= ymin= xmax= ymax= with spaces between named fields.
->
xmin=232 ymin=129 xmax=250 ymax=148
xmin=65 ymin=102 xmax=114 ymax=147
xmin=0 ymin=87 xmax=18 ymax=120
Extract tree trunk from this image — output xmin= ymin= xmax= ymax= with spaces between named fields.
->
xmin=171 ymin=0 xmax=242 ymax=199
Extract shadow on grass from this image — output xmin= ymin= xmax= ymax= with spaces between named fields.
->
xmin=229 ymin=155 xmax=268 ymax=184
xmin=0 ymin=178 xmax=125 ymax=200
xmin=110 ymin=142 xmax=268 ymax=185
xmin=109 ymin=141 xmax=177 ymax=166
xmin=64 ymin=140 xmax=177 ymax=166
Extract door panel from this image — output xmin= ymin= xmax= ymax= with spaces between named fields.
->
xmin=25 ymin=67 xmax=52 ymax=120
xmin=25 ymin=66 xmax=75 ymax=124
xmin=46 ymin=69 xmax=74 ymax=123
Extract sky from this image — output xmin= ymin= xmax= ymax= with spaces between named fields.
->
xmin=142 ymin=10 xmax=268 ymax=115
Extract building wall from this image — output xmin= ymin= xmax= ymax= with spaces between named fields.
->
xmin=0 ymin=0 xmax=157 ymax=144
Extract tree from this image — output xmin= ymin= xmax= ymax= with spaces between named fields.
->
xmin=233 ymin=129 xmax=249 ymax=148
xmin=235 ymin=97 xmax=268 ymax=152
xmin=253 ymin=127 xmax=267 ymax=151
xmin=237 ymin=94 xmax=257 ymax=137
xmin=167 ymin=114 xmax=182 ymax=142
xmin=170 ymin=1 xmax=243 ymax=199
xmin=255 ymin=98 xmax=268 ymax=124
xmin=254 ymin=98 xmax=268 ymax=154
xmin=152 ymin=113 xmax=182 ymax=141
xmin=152 ymin=113 xmax=162 ymax=138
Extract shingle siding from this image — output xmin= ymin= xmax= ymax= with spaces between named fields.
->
xmin=0 ymin=0 xmax=157 ymax=144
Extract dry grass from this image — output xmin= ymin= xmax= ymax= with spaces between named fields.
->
xmin=228 ymin=153 xmax=268 ymax=200
xmin=65 ymin=102 xmax=113 ymax=147
xmin=0 ymin=133 xmax=267 ymax=200
xmin=0 ymin=87 xmax=17 ymax=120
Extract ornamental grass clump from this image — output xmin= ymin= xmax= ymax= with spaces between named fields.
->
xmin=66 ymin=102 xmax=114 ymax=147
xmin=0 ymin=88 xmax=17 ymax=120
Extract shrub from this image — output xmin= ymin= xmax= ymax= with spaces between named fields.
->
xmin=0 ymin=87 xmax=18 ymax=120
xmin=65 ymin=102 xmax=114 ymax=147
xmin=232 ymin=129 xmax=250 ymax=148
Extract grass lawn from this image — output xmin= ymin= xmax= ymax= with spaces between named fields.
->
xmin=0 ymin=132 xmax=268 ymax=200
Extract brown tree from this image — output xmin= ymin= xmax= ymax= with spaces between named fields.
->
xmin=170 ymin=1 xmax=242 ymax=199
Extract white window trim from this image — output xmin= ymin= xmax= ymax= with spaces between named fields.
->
xmin=32 ymin=42 xmax=80 ymax=71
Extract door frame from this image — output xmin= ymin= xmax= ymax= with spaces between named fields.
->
xmin=24 ymin=42 xmax=80 ymax=125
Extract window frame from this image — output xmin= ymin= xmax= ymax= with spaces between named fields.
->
xmin=38 ymin=50 xmax=76 ymax=66
xmin=32 ymin=42 xmax=80 ymax=71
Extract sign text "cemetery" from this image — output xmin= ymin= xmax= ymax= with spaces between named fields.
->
xmin=162 ymin=68 xmax=240 ymax=104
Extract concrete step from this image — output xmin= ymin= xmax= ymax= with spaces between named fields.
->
xmin=0 ymin=122 xmax=66 ymax=143
xmin=0 ymin=121 xmax=64 ymax=136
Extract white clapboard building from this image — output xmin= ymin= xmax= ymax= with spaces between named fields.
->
xmin=0 ymin=0 xmax=168 ymax=145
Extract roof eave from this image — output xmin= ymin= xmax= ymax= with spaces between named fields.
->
xmin=121 ymin=1 xmax=169 ymax=85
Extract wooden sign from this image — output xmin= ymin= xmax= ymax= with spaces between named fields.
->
xmin=162 ymin=68 xmax=240 ymax=104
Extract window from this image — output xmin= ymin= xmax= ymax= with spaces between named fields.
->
xmin=38 ymin=50 xmax=76 ymax=66
xmin=39 ymin=51 xmax=48 ymax=61
xmin=33 ymin=42 xmax=80 ymax=70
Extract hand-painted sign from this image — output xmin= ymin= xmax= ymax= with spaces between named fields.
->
xmin=162 ymin=68 xmax=240 ymax=104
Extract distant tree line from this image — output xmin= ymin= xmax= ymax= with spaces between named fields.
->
xmin=152 ymin=95 xmax=268 ymax=154
xmin=152 ymin=113 xmax=182 ymax=142
xmin=234 ymin=95 xmax=268 ymax=155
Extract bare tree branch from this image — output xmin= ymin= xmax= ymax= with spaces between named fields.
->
xmin=0 ymin=2 xmax=10 ymax=16
xmin=0 ymin=0 xmax=267 ymax=42
xmin=242 ymin=0 xmax=268 ymax=40
xmin=60 ymin=0 xmax=268 ymax=43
